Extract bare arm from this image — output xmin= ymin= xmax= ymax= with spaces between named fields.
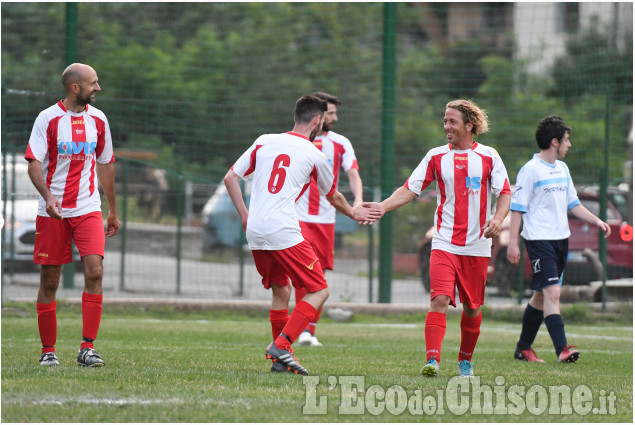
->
xmin=345 ymin=168 xmax=363 ymax=206
xmin=570 ymin=204 xmax=611 ymax=238
xmin=506 ymin=211 xmax=523 ymax=265
xmin=96 ymin=162 xmax=120 ymax=237
xmin=27 ymin=159 xmax=62 ymax=219
xmin=379 ymin=186 xmax=417 ymax=212
xmin=327 ymin=190 xmax=383 ymax=224
xmin=483 ymin=193 xmax=510 ymax=239
xmin=223 ymin=169 xmax=249 ymax=231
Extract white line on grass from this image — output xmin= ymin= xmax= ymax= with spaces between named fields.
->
xmin=2 ymin=396 xmax=187 ymax=406
xmin=481 ymin=326 xmax=632 ymax=341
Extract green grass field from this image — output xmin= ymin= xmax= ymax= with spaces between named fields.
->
xmin=2 ymin=302 xmax=632 ymax=422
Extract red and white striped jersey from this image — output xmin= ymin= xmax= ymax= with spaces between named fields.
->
xmin=25 ymin=101 xmax=115 ymax=218
xmin=232 ymin=132 xmax=337 ymax=250
xmin=405 ymin=142 xmax=511 ymax=257
xmin=295 ymin=131 xmax=359 ymax=224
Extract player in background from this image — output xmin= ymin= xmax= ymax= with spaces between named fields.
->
xmin=25 ymin=63 xmax=119 ymax=367
xmin=294 ymin=92 xmax=363 ymax=347
xmin=223 ymin=95 xmax=382 ymax=375
xmin=507 ymin=115 xmax=610 ymax=364
xmin=376 ymin=99 xmax=511 ymax=378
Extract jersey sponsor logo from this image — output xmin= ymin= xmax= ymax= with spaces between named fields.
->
xmin=58 ymin=141 xmax=97 ymax=156
xmin=71 ymin=119 xmax=85 ymax=125
xmin=465 ymin=176 xmax=481 ymax=190
xmin=306 ymin=259 xmax=318 ymax=270
xmin=37 ymin=252 xmax=49 ymax=257
xmin=543 ymin=186 xmax=567 ymax=193
xmin=532 ymin=259 xmax=541 ymax=274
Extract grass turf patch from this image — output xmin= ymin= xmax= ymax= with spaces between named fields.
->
xmin=2 ymin=303 xmax=632 ymax=422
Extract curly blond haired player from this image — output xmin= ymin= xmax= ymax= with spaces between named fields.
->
xmin=377 ymin=100 xmax=511 ymax=377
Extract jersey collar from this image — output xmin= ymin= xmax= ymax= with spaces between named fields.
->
xmin=286 ymin=131 xmax=310 ymax=141
xmin=448 ymin=141 xmax=478 ymax=150
xmin=57 ymin=100 xmax=89 ymax=114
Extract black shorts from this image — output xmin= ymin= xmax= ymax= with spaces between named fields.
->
xmin=524 ymin=239 xmax=569 ymax=291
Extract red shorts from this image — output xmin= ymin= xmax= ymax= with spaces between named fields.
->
xmin=34 ymin=211 xmax=105 ymax=265
xmin=429 ymin=249 xmax=489 ymax=309
xmin=251 ymin=240 xmax=328 ymax=293
xmin=299 ymin=221 xmax=335 ymax=270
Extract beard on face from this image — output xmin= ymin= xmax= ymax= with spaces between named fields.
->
xmin=309 ymin=125 xmax=321 ymax=142
xmin=77 ymin=86 xmax=95 ymax=106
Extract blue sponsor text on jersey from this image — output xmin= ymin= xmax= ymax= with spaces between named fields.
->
xmin=58 ymin=141 xmax=97 ymax=155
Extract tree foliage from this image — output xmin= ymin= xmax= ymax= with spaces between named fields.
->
xmin=1 ymin=3 xmax=631 ymax=188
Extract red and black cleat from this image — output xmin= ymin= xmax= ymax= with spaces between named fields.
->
xmin=265 ymin=342 xmax=309 ymax=375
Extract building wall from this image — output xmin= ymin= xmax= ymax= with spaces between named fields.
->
xmin=514 ymin=2 xmax=633 ymax=75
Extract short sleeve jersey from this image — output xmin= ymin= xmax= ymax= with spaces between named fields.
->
xmin=510 ymin=154 xmax=580 ymax=241
xmin=405 ymin=142 xmax=511 ymax=257
xmin=232 ymin=132 xmax=337 ymax=250
xmin=295 ymin=131 xmax=359 ymax=224
xmin=25 ymin=101 xmax=115 ymax=218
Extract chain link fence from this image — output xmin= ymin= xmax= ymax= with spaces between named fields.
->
xmin=1 ymin=3 xmax=632 ymax=305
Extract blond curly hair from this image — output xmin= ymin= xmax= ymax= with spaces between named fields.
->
xmin=446 ymin=99 xmax=489 ymax=136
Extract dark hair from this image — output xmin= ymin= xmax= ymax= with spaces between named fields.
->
xmin=294 ymin=95 xmax=327 ymax=124
xmin=535 ymin=115 xmax=571 ymax=150
xmin=312 ymin=91 xmax=341 ymax=106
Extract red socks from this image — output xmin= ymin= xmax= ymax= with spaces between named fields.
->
xmin=269 ymin=309 xmax=289 ymax=340
xmin=307 ymin=308 xmax=322 ymax=335
xmin=295 ymin=287 xmax=321 ymax=335
xmin=425 ymin=311 xmax=446 ymax=362
xmin=274 ymin=301 xmax=317 ymax=350
xmin=37 ymin=301 xmax=57 ymax=354
xmin=459 ymin=311 xmax=482 ymax=362
xmin=81 ymin=292 xmax=103 ymax=350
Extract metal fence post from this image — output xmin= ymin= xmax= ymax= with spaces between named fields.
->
xmin=119 ymin=160 xmax=128 ymax=290
xmin=62 ymin=2 xmax=78 ymax=290
xmin=176 ymin=164 xmax=183 ymax=295
xmin=238 ymin=179 xmax=245 ymax=297
xmin=378 ymin=2 xmax=396 ymax=303
xmin=1 ymin=151 xmax=6 ymax=297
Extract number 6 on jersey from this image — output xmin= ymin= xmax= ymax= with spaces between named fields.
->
xmin=268 ymin=154 xmax=290 ymax=193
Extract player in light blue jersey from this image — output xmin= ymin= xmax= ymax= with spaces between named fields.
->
xmin=507 ymin=115 xmax=611 ymax=363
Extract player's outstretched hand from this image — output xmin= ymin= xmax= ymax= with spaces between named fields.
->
xmin=353 ymin=202 xmax=385 ymax=225
xmin=597 ymin=220 xmax=611 ymax=238
xmin=483 ymin=217 xmax=503 ymax=239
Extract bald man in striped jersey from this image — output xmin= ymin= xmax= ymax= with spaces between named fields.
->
xmin=26 ymin=63 xmax=119 ymax=368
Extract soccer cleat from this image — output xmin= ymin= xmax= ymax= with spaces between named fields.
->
xmin=39 ymin=352 xmax=60 ymax=367
xmin=458 ymin=360 xmax=474 ymax=377
xmin=310 ymin=335 xmax=323 ymax=347
xmin=421 ymin=357 xmax=439 ymax=377
xmin=514 ymin=347 xmax=545 ymax=363
xmin=270 ymin=361 xmax=287 ymax=373
xmin=296 ymin=330 xmax=314 ymax=346
xmin=265 ymin=342 xmax=308 ymax=375
xmin=77 ymin=347 xmax=105 ymax=367
xmin=558 ymin=345 xmax=580 ymax=363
